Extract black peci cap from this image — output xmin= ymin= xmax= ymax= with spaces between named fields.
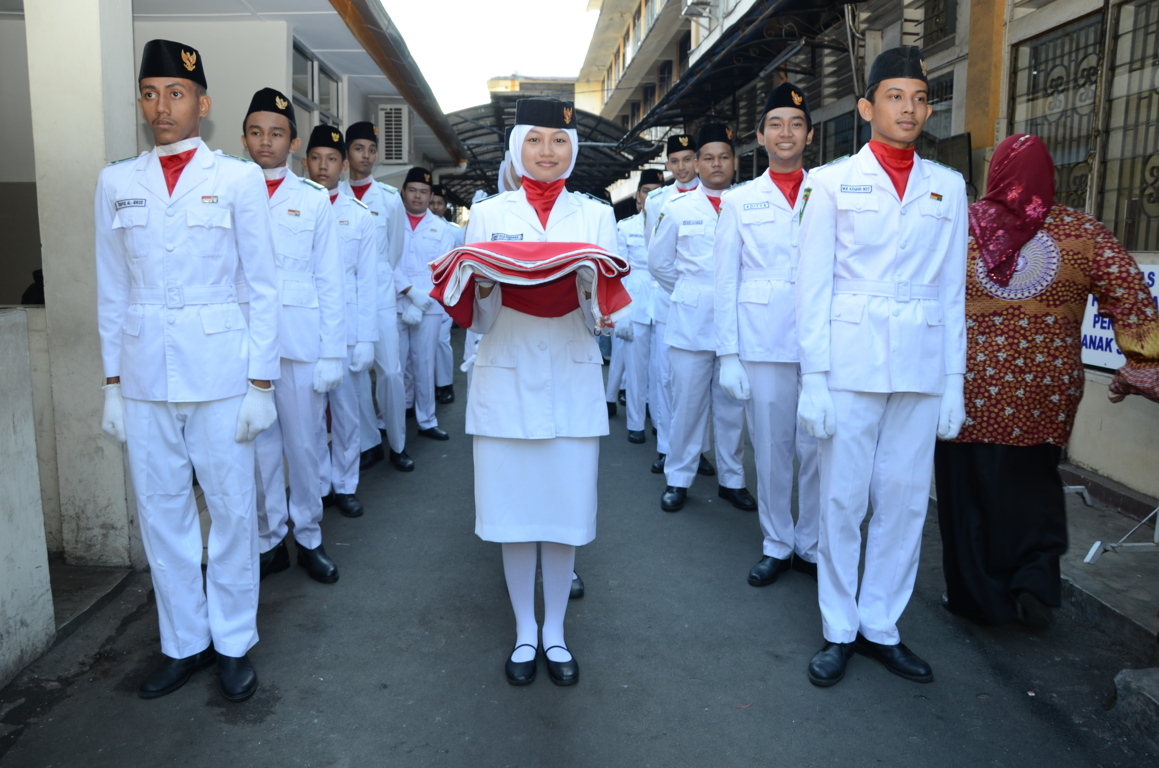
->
xmin=514 ymin=98 xmax=577 ymax=129
xmin=404 ymin=166 xmax=433 ymax=188
xmin=666 ymin=134 xmax=696 ymax=156
xmin=307 ymin=124 xmax=346 ymax=158
xmin=345 ymin=121 xmax=377 ymax=145
xmin=246 ymin=87 xmax=295 ymax=126
xmin=866 ymin=46 xmax=928 ymax=97
xmin=638 ymin=169 xmax=665 ymax=190
xmin=763 ymin=81 xmax=811 ymax=128
xmin=139 ymin=39 xmax=207 ymax=89
xmin=430 ymin=184 xmax=445 ymax=198
xmin=696 ymin=123 xmax=733 ymax=150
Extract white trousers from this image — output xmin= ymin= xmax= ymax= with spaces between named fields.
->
xmin=625 ymin=321 xmax=653 ymax=432
xmin=435 ymin=310 xmax=454 ymax=387
xmin=665 ymin=347 xmax=745 ymax=489
xmin=256 ymin=358 xmax=325 ymax=552
xmin=123 ymin=395 xmax=259 ymax=659
xmin=398 ymin=312 xmax=441 ymax=430
xmin=817 ymin=389 xmax=939 ymax=645
xmin=649 ymin=319 xmax=674 ymax=455
xmin=359 ymin=307 xmax=407 ymax=454
xmin=320 ymin=349 xmax=361 ymax=495
xmin=605 ymin=333 xmax=627 ymax=401
xmin=744 ymin=361 xmax=820 ymax=560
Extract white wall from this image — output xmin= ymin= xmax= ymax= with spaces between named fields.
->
xmin=1070 ymin=371 xmax=1159 ymax=500
xmin=0 ymin=19 xmax=35 ymax=184
xmin=0 ymin=309 xmax=55 ymax=690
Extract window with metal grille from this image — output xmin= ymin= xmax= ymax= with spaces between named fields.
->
xmin=921 ymin=0 xmax=957 ymax=48
xmin=378 ymin=104 xmax=406 ymax=164
xmin=658 ymin=60 xmax=673 ymax=94
xmin=917 ymin=72 xmax=954 ymax=159
xmin=820 ymin=112 xmax=855 ymax=166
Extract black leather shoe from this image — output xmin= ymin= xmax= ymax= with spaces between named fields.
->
xmin=417 ymin=426 xmax=449 ymax=441
xmin=505 ymin=644 xmax=537 ymax=686
xmin=718 ymin=485 xmax=757 ymax=511
xmin=617 ymin=389 xmax=626 ymax=406
xmin=570 ymin=573 xmax=584 ymax=600
xmin=661 ymin=486 xmax=687 ymax=512
xmin=854 ymin=633 xmax=933 ymax=683
xmin=297 ymin=542 xmax=339 ymax=583
xmin=435 ymin=385 xmax=455 ymax=404
xmin=606 ymin=401 xmax=617 ymax=418
xmin=217 ymin=653 xmax=258 ymax=702
xmin=389 ymin=449 xmax=415 ymax=472
xmin=808 ymin=641 xmax=854 ymax=687
xmin=334 ymin=493 xmax=364 ymax=518
xmin=259 ymin=540 xmax=290 ymax=581
xmin=791 ymin=555 xmax=818 ymax=581
xmin=359 ymin=444 xmax=384 ymax=470
xmin=321 ymin=493 xmax=335 ymax=508
xmin=697 ymin=455 xmax=716 ymax=476
xmin=748 ymin=555 xmax=791 ymax=586
xmin=1014 ymin=590 xmax=1053 ymax=629
xmin=627 ymin=430 xmax=645 ymax=444
xmin=138 ymin=647 xmax=216 ymax=699
xmin=650 ymin=453 xmax=666 ymax=474
xmin=543 ymin=646 xmax=579 ymax=686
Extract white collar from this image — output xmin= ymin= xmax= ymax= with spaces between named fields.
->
xmin=156 ymin=137 xmax=201 ymax=156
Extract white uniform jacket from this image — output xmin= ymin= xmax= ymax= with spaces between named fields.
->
xmin=395 ymin=211 xmax=460 ymax=315
xmin=617 ymin=212 xmax=653 ymax=324
xmin=340 ymin=179 xmax=404 ymax=309
xmin=795 ymin=144 xmax=968 ymax=395
xmin=714 ymin=170 xmax=808 ymax=362
xmin=448 ymin=221 xmax=467 ymax=248
xmin=95 ymin=140 xmax=279 ymax=402
xmin=648 ymin=185 xmax=723 ymax=353
xmin=269 ymin=172 xmax=345 ymax=362
xmin=463 ymin=187 xmax=619 ymax=439
xmin=330 ymin=191 xmax=378 ymax=346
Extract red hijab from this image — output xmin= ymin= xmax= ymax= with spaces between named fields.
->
xmin=968 ymin=134 xmax=1056 ymax=287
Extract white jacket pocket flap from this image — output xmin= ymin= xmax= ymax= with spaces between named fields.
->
xmin=122 ymin=308 xmax=143 ymax=337
xmin=477 ymin=344 xmax=517 ymax=369
xmin=113 ymin=207 xmax=148 ymax=229
xmin=199 ymin=304 xmax=245 ymax=334
xmin=282 ymin=283 xmax=319 ymax=308
xmin=678 ymin=223 xmax=705 ymax=237
xmin=831 ymin=293 xmax=867 ymax=324
xmin=922 ymin=300 xmax=944 ymax=326
xmin=737 ymin=280 xmax=773 ymax=304
xmin=740 ymin=207 xmax=775 ymax=225
xmin=187 ymin=207 xmax=232 ymax=229
xmin=568 ymin=340 xmax=601 ymax=364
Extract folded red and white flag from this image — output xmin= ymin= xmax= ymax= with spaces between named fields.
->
xmin=429 ymin=241 xmax=631 ymax=329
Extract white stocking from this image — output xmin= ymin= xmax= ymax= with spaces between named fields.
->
xmin=502 ymin=542 xmax=538 ymax=662
xmin=540 ymin=542 xmax=576 ymax=662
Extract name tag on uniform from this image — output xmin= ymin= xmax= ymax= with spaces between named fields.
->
xmin=339 ymin=220 xmax=349 ymax=226
xmin=287 ymin=209 xmax=301 ymax=217
xmin=115 ymin=198 xmax=146 ymax=210
xmin=743 ymin=202 xmax=769 ymax=210
xmin=201 ymin=196 xmax=219 ymax=204
xmin=628 ymin=234 xmax=644 ymax=242
xmin=491 ymin=233 xmax=523 ymax=241
xmin=682 ymin=220 xmax=704 ymax=226
xmin=840 ymin=185 xmax=872 ymax=194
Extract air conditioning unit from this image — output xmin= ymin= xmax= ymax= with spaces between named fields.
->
xmin=681 ymin=0 xmax=714 ymax=18
xmin=377 ymin=101 xmax=413 ymax=166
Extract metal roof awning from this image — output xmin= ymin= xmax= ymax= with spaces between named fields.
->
xmin=440 ymin=92 xmax=663 ymax=207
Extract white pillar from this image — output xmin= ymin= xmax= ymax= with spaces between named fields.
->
xmin=24 ymin=0 xmax=140 ymax=567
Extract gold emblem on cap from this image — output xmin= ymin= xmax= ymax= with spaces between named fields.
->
xmin=424 ymin=173 xmax=432 ymax=183
xmin=274 ymin=95 xmax=288 ymax=110
xmin=725 ymin=127 xmax=733 ymax=141
xmin=563 ymin=107 xmax=574 ymax=125
xmin=181 ymin=50 xmax=197 ymax=72
xmin=373 ymin=125 xmax=378 ymax=136
xmin=920 ymin=58 xmax=928 ymax=77
xmin=679 ymin=136 xmax=690 ymax=147
xmin=791 ymin=91 xmax=803 ymax=106
xmin=331 ymin=131 xmax=341 ymax=142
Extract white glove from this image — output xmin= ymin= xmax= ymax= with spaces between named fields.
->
xmin=401 ymin=302 xmax=423 ymax=326
xmin=409 ymin=290 xmax=434 ymax=312
xmin=718 ymin=354 xmax=751 ymax=401
xmin=798 ymin=372 xmax=836 ymax=439
xmin=614 ymin=322 xmax=635 ymax=342
xmin=937 ymin=373 xmax=966 ymax=440
xmin=460 ymin=354 xmax=477 ymax=374
xmin=349 ymin=341 xmax=375 ymax=373
xmin=235 ymin=382 xmax=277 ymax=443
xmin=312 ymin=357 xmax=344 ymax=393
xmin=101 ymin=382 xmax=126 ymax=442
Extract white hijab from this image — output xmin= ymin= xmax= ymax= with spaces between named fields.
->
xmin=508 ymin=123 xmax=578 ymax=182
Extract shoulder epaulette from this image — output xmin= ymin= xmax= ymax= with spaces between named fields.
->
xmin=647 ymin=186 xmax=666 ymax=198
xmin=668 ymin=190 xmax=690 ymax=203
xmin=352 ymin=197 xmax=369 ymax=210
xmin=378 ymin=182 xmax=399 ymax=195
xmin=108 ymin=156 xmax=136 ymax=165
xmin=301 ymin=177 xmax=326 ymax=190
xmin=924 ymin=158 xmax=963 ymax=176
xmin=214 ymin=150 xmax=253 ymax=163
xmin=812 ymin=155 xmax=850 ymax=171
xmin=579 ymin=192 xmax=611 ymax=206
xmin=722 ymin=179 xmax=753 ymax=196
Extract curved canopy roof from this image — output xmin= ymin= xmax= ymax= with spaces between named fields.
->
xmin=440 ymin=93 xmax=662 ymax=207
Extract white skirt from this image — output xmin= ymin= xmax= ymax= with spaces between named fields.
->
xmin=473 ymin=435 xmax=598 ymax=545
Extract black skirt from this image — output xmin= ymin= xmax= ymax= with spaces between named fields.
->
xmin=933 ymin=441 xmax=1067 ymax=625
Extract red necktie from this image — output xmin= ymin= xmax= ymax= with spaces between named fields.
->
xmin=868 ymin=140 xmax=915 ymax=200
xmin=351 ymin=183 xmax=370 ymax=201
xmin=407 ymin=213 xmax=424 ymax=230
xmin=768 ymin=168 xmax=804 ymax=207
xmin=707 ymin=195 xmax=722 ymax=215
xmin=329 ymin=192 xmax=338 ymax=205
xmin=159 ymin=149 xmax=196 ymax=196
xmin=266 ymin=177 xmax=285 ymax=198
xmin=521 ymin=177 xmax=567 ymax=227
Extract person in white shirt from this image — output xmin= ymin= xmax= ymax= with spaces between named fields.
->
xmin=305 ymin=126 xmax=378 ymax=520
xmin=715 ymin=82 xmax=821 ymax=588
xmin=796 ymin=46 xmax=967 ymax=687
xmin=240 ymin=88 xmax=345 ymax=585
xmin=648 ymin=123 xmax=755 ymax=514
xmin=96 ymin=40 xmax=278 ymax=702
xmin=429 ymin=184 xmax=464 ymax=405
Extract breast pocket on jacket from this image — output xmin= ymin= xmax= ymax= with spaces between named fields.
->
xmin=199 ymin=303 xmax=247 ymax=335
xmin=187 ymin=207 xmax=233 ymax=257
xmin=476 ymin=344 xmax=518 ymax=369
xmin=568 ymin=340 xmax=601 ymax=365
xmin=737 ymin=279 xmax=773 ymax=305
xmin=677 ymin=223 xmax=706 ymax=241
xmin=836 ymin=193 xmax=878 ymax=245
xmin=276 ymin=214 xmax=316 ymax=262
xmin=113 ymin=207 xmax=150 ymax=258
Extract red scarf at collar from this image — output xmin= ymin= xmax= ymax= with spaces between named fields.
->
xmin=407 ymin=212 xmax=424 ymax=230
xmin=521 ymin=177 xmax=567 ymax=227
xmin=768 ymin=168 xmax=804 ymax=207
xmin=868 ymin=140 xmax=915 ymax=200
xmin=706 ymin=193 xmax=722 ymax=215
xmin=265 ymin=178 xmax=285 ymax=198
xmin=159 ymin=149 xmax=196 ymax=196
xmin=329 ymin=192 xmax=338 ymax=205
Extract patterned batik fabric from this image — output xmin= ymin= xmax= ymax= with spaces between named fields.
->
xmin=953 ymin=204 xmax=1159 ymax=446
